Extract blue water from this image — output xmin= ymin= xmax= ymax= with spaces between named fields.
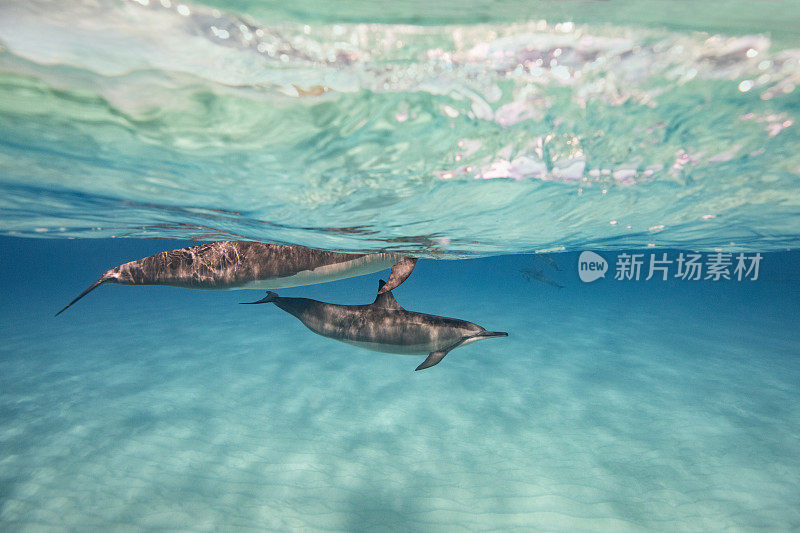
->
xmin=2 ymin=0 xmax=800 ymax=529
xmin=1 ymin=237 xmax=799 ymax=530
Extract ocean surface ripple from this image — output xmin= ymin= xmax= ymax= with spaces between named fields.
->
xmin=0 ymin=0 xmax=798 ymax=256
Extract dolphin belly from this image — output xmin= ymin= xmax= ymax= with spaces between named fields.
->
xmin=233 ymin=254 xmax=398 ymax=290
xmin=337 ymin=338 xmax=435 ymax=355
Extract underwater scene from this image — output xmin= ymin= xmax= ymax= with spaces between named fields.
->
xmin=1 ymin=0 xmax=799 ymax=530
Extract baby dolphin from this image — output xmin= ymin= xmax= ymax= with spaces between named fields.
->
xmin=56 ymin=241 xmax=417 ymax=315
xmin=243 ymin=280 xmax=508 ymax=371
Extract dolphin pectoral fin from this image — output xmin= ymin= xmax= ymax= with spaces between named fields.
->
xmin=414 ymin=334 xmax=477 ymax=370
xmin=415 ymin=350 xmax=448 ymax=371
xmin=379 ymin=257 xmax=417 ymax=294
xmin=240 ymin=291 xmax=279 ymax=305
xmin=55 ymin=276 xmax=110 ymax=316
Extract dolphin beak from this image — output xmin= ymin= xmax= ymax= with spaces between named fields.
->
xmin=477 ymin=331 xmax=508 ymax=338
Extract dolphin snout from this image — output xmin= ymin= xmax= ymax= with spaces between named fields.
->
xmin=478 ymin=331 xmax=508 ymax=338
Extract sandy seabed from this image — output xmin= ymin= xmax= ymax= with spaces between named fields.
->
xmin=1 ymin=251 xmax=799 ymax=531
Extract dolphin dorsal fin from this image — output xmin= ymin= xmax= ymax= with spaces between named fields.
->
xmin=373 ymin=279 xmax=403 ymax=310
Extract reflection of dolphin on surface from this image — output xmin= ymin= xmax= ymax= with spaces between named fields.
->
xmin=243 ymin=280 xmax=508 ymax=371
xmin=56 ymin=241 xmax=417 ymax=315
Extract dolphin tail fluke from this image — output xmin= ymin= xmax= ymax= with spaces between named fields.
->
xmin=415 ymin=350 xmax=448 ymax=371
xmin=240 ymin=291 xmax=279 ymax=305
xmin=55 ymin=277 xmax=110 ymax=316
xmin=378 ymin=257 xmax=417 ymax=294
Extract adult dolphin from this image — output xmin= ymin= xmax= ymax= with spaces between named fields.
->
xmin=243 ymin=280 xmax=508 ymax=371
xmin=56 ymin=241 xmax=417 ymax=315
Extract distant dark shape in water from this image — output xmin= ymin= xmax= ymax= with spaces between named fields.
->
xmin=243 ymin=280 xmax=508 ymax=371
xmin=56 ymin=241 xmax=417 ymax=315
xmin=534 ymin=253 xmax=562 ymax=272
xmin=521 ymin=267 xmax=564 ymax=289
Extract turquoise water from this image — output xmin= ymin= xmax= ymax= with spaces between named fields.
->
xmin=2 ymin=239 xmax=799 ymax=530
xmin=1 ymin=0 xmax=800 ymax=530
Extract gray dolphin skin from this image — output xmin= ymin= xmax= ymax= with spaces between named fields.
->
xmin=243 ymin=280 xmax=508 ymax=371
xmin=56 ymin=241 xmax=417 ymax=315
